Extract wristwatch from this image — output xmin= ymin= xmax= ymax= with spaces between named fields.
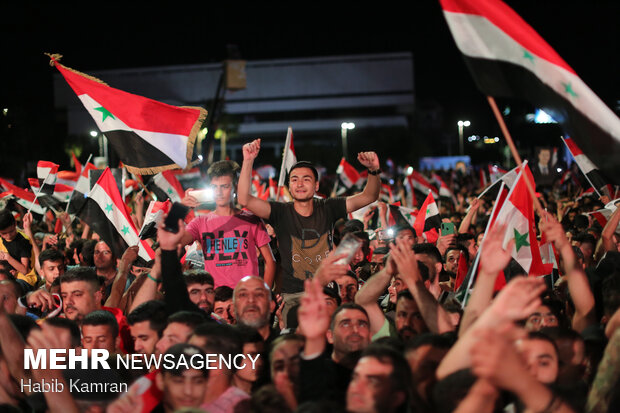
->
xmin=368 ymin=168 xmax=381 ymax=176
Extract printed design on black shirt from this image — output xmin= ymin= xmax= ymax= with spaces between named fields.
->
xmin=201 ymin=230 xmax=249 ymax=267
xmin=290 ymin=229 xmax=330 ymax=280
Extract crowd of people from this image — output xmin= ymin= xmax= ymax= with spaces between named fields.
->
xmin=0 ymin=137 xmax=618 ymax=413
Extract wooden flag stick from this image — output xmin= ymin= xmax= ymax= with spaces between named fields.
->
xmin=486 ymin=96 xmax=544 ymax=215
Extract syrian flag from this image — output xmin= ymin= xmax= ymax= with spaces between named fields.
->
xmin=392 ymin=204 xmax=417 ymax=228
xmin=67 ymin=162 xmax=98 ymax=215
xmin=561 ymin=136 xmax=613 ymax=197
xmin=139 ymin=200 xmax=171 ymax=240
xmin=477 ymin=165 xmax=519 ymax=200
xmin=587 ymin=199 xmax=620 ymax=233
xmin=49 ymin=55 xmax=207 ymax=175
xmin=336 ymin=157 xmax=361 ymax=189
xmin=431 ymin=172 xmax=456 ymax=204
xmin=37 ymin=161 xmax=59 ymax=195
xmin=277 ymin=127 xmax=297 ymax=199
xmin=492 ymin=163 xmax=549 ymax=276
xmin=380 ymin=183 xmax=394 ymax=203
xmin=57 ymin=170 xmax=79 ymax=188
xmin=407 ymin=171 xmax=439 ymax=199
xmin=79 ymin=168 xmax=155 ymax=263
xmin=413 ymin=192 xmax=441 ymax=243
xmin=149 ymin=170 xmax=185 ymax=203
xmin=0 ymin=179 xmax=46 ymax=215
xmin=440 ymin=0 xmax=620 ymax=181
xmin=488 ymin=165 xmax=507 ymax=183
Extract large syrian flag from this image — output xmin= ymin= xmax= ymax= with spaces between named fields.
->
xmin=440 ymin=0 xmax=620 ymax=181
xmin=277 ymin=127 xmax=297 ymax=197
xmin=492 ymin=163 xmax=549 ymax=276
xmin=49 ymin=54 xmax=207 ymax=175
xmin=561 ymin=136 xmax=613 ymax=197
xmin=79 ymin=168 xmax=155 ymax=263
xmin=413 ymin=192 xmax=441 ymax=243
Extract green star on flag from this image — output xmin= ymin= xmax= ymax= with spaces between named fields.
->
xmin=105 ymin=203 xmax=114 ymax=214
xmin=121 ymin=225 xmax=130 ymax=235
xmin=523 ymin=49 xmax=535 ymax=62
xmin=513 ymin=228 xmax=530 ymax=252
xmin=562 ymin=82 xmax=578 ymax=98
xmin=167 ymin=188 xmax=174 ymax=194
xmin=93 ymin=106 xmax=116 ymax=122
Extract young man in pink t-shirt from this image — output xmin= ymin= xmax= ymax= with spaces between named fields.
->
xmin=180 ymin=161 xmax=275 ymax=289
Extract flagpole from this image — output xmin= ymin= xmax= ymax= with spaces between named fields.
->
xmin=460 ymin=181 xmax=507 ymax=308
xmin=487 ymin=96 xmax=544 ymax=214
xmin=27 ymin=170 xmax=54 ymax=215
xmin=276 ymin=127 xmax=293 ymax=202
xmin=559 ymin=136 xmax=603 ymax=197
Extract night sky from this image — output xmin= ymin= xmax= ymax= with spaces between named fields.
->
xmin=1 ymin=1 xmax=618 ymax=176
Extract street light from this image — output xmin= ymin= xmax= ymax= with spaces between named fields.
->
xmin=457 ymin=120 xmax=471 ymax=155
xmin=341 ymin=122 xmax=355 ymax=160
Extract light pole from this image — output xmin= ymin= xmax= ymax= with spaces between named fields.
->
xmin=457 ymin=120 xmax=470 ymax=155
xmin=341 ymin=122 xmax=355 ymax=160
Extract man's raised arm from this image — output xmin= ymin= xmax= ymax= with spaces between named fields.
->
xmin=345 ymin=152 xmax=381 ymax=213
xmin=238 ymin=139 xmax=272 ymax=219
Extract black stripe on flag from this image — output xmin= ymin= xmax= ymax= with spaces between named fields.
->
xmin=104 ymin=130 xmax=180 ymax=170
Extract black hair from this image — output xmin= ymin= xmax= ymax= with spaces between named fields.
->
xmin=444 ymin=245 xmax=469 ymax=263
xmin=82 ymin=310 xmax=119 ymax=338
xmin=59 ymin=267 xmax=100 ymax=292
xmin=127 ymin=300 xmax=168 ymax=337
xmin=404 ymin=332 xmax=456 ymax=352
xmin=214 ymin=285 xmax=234 ymax=303
xmin=191 ymin=323 xmax=243 ymax=370
xmin=330 ymin=302 xmax=369 ymax=330
xmin=167 ymin=311 xmax=207 ymax=330
xmin=287 ymin=161 xmax=319 ymax=183
xmin=207 ymin=160 xmax=240 ymax=187
xmin=44 ymin=317 xmax=82 ymax=348
xmin=184 ymin=270 xmax=214 ymax=287
xmin=413 ymin=243 xmax=442 ymax=264
xmin=234 ymin=324 xmax=264 ymax=344
xmin=360 ymin=343 xmax=412 ymax=408
xmin=80 ymin=239 xmax=97 ymax=267
xmin=0 ymin=209 xmax=15 ymax=231
xmin=38 ymin=248 xmax=65 ymax=268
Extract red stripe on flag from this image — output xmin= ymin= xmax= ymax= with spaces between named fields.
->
xmin=54 ymin=64 xmax=203 ymax=136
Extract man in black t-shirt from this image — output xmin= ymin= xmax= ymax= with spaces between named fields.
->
xmin=238 ymin=139 xmax=381 ymax=320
